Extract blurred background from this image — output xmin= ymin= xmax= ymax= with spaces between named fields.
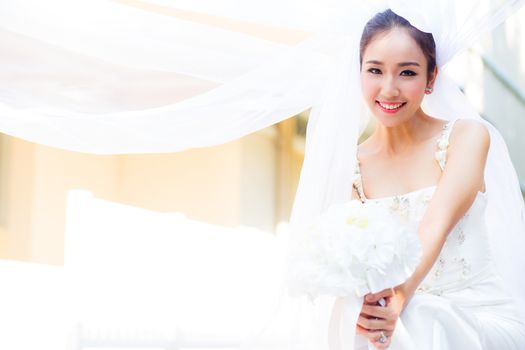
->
xmin=0 ymin=3 xmax=523 ymax=350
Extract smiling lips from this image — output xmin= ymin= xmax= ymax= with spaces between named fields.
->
xmin=376 ymin=101 xmax=407 ymax=113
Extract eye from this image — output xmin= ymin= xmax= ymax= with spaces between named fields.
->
xmin=400 ymin=70 xmax=417 ymax=76
xmin=367 ymin=68 xmax=381 ymax=74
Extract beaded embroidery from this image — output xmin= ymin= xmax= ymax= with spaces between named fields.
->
xmin=353 ymin=157 xmax=366 ymax=202
xmin=435 ymin=120 xmax=458 ymax=171
xmin=415 ymin=284 xmax=429 ymax=293
xmin=434 ymin=256 xmax=446 ymax=279
xmin=390 ymin=195 xmax=410 ymax=220
xmin=457 ymin=228 xmax=466 ymax=245
xmin=415 ymin=284 xmax=443 ymax=296
xmin=453 ymin=257 xmax=471 ymax=278
xmin=422 ymin=192 xmax=433 ymax=205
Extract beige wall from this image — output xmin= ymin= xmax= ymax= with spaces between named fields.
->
xmin=116 ymin=126 xmax=283 ymax=231
xmin=116 ymin=140 xmax=243 ymax=226
xmin=0 ymin=136 xmax=35 ymax=260
xmin=30 ymin=145 xmax=119 ymax=264
xmin=0 ymin=135 xmax=119 ymax=264
xmin=0 ymin=120 xmax=304 ymax=266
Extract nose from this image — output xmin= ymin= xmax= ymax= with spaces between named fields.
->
xmin=380 ymin=75 xmax=400 ymax=99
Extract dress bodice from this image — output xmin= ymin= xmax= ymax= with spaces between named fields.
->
xmin=367 ymin=186 xmax=493 ymax=295
xmin=352 ymin=120 xmax=496 ymax=295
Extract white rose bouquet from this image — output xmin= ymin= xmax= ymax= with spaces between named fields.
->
xmin=286 ymin=199 xmax=422 ymax=349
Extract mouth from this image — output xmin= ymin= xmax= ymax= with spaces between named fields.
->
xmin=376 ymin=101 xmax=407 ymax=114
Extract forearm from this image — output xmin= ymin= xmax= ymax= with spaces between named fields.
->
xmin=394 ymin=221 xmax=449 ymax=309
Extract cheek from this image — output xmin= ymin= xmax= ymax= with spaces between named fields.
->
xmin=397 ymin=80 xmax=426 ymax=103
xmin=360 ymin=75 xmax=379 ymax=100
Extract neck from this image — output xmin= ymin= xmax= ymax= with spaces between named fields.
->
xmin=370 ymin=110 xmax=432 ymax=155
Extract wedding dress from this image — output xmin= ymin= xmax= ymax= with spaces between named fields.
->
xmin=352 ymin=119 xmax=525 ymax=349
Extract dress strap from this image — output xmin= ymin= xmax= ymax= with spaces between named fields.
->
xmin=435 ymin=119 xmax=459 ymax=171
xmin=353 ymin=156 xmax=366 ymax=202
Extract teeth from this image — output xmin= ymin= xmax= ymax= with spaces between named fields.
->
xmin=379 ymin=102 xmax=403 ymax=110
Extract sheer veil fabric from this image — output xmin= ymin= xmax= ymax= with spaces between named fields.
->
xmin=1 ymin=0 xmax=525 ymax=348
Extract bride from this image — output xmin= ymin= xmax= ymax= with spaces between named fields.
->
xmin=349 ymin=9 xmax=525 ymax=349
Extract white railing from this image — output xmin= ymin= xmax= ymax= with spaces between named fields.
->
xmin=0 ymin=190 xmax=290 ymax=350
xmin=64 ymin=190 xmax=289 ymax=350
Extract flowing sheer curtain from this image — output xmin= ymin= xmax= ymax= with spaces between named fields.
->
xmin=0 ymin=0 xmax=333 ymax=153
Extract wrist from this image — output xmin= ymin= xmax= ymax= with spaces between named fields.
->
xmin=394 ymin=283 xmax=414 ymax=312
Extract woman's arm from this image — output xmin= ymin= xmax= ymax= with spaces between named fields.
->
xmin=358 ymin=119 xmax=491 ymax=348
xmin=395 ymin=119 xmax=490 ymax=306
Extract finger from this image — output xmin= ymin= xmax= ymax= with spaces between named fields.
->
xmin=364 ymin=296 xmax=382 ymax=305
xmin=365 ymin=288 xmax=394 ymax=303
xmin=355 ymin=324 xmax=369 ymax=334
xmin=363 ymin=293 xmax=388 ymax=305
xmin=357 ymin=315 xmax=387 ymax=331
xmin=360 ymin=304 xmax=391 ymax=319
xmin=365 ymin=292 xmax=389 ymax=304
xmin=358 ymin=315 xmax=396 ymax=332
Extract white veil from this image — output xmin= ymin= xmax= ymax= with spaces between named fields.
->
xmin=0 ymin=0 xmax=524 ymax=348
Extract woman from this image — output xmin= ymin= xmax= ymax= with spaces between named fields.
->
xmin=350 ymin=10 xmax=525 ymax=349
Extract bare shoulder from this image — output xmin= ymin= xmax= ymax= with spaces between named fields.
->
xmin=452 ymin=119 xmax=490 ymax=145
xmin=445 ymin=119 xmax=490 ymax=194
xmin=449 ymin=119 xmax=490 ymax=155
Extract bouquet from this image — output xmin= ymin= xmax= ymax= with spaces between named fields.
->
xmin=286 ymin=199 xmax=422 ymax=349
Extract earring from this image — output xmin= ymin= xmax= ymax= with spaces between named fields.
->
xmin=425 ymin=87 xmax=433 ymax=94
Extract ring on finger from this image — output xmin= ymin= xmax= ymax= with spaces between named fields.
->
xmin=378 ymin=331 xmax=388 ymax=344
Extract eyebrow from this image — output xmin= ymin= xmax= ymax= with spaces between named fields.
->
xmin=365 ymin=60 xmax=420 ymax=67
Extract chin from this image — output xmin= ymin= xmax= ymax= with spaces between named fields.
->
xmin=371 ymin=111 xmax=412 ymax=128
xmin=375 ymin=117 xmax=406 ymax=128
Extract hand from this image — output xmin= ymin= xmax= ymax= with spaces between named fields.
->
xmin=356 ymin=288 xmax=405 ymax=349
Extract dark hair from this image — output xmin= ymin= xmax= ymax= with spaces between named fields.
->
xmin=359 ymin=9 xmax=436 ymax=79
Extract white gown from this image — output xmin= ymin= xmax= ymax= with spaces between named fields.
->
xmin=352 ymin=119 xmax=525 ymax=349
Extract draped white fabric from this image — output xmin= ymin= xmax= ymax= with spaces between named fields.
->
xmin=0 ymin=0 xmax=332 ymax=153
xmin=1 ymin=0 xmax=522 ymax=153
xmin=2 ymin=0 xmax=525 ymax=348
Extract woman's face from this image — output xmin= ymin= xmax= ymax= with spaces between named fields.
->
xmin=360 ymin=27 xmax=433 ymax=127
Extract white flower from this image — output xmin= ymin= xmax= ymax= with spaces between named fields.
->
xmin=286 ymin=199 xmax=422 ymax=300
